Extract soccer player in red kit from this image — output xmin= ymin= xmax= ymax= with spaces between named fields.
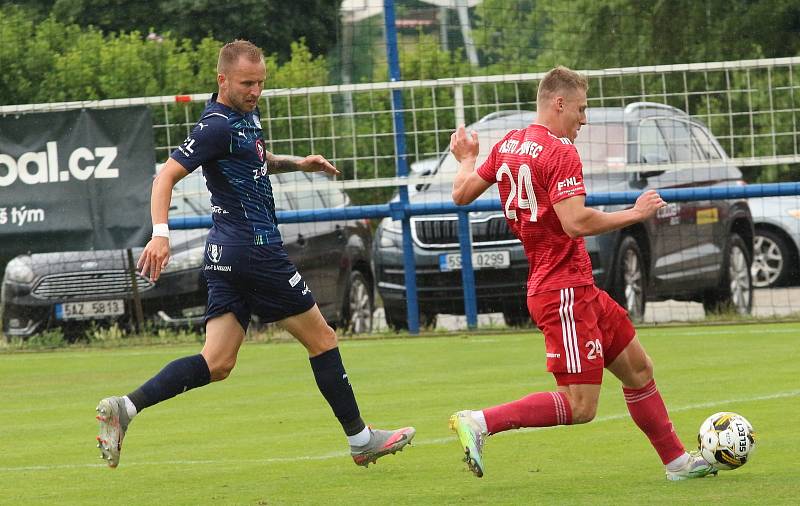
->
xmin=448 ymin=66 xmax=716 ymax=481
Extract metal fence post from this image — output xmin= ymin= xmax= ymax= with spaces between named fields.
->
xmin=454 ymin=84 xmax=465 ymax=127
xmin=384 ymin=0 xmax=419 ymax=334
xmin=125 ymin=248 xmax=144 ymax=333
xmin=457 ymin=210 xmax=478 ymax=330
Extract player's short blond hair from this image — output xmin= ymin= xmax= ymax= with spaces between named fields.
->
xmin=537 ymin=66 xmax=589 ymax=102
xmin=217 ymin=40 xmax=264 ymax=74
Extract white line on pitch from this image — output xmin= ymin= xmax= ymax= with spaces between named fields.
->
xmin=0 ymin=389 xmax=796 ymax=473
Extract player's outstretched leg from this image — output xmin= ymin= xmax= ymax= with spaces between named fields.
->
xmin=449 ymin=410 xmax=486 ymax=478
xmin=350 ymin=427 xmax=416 ymax=467
xmin=665 ymin=451 xmax=718 ymax=481
xmin=95 ymin=396 xmax=130 ymax=468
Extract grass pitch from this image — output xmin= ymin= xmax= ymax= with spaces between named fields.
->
xmin=1 ymin=322 xmax=798 ymax=505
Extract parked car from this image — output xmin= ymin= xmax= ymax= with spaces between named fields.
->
xmin=1 ymin=170 xmax=375 ymax=340
xmin=748 ymin=195 xmax=800 ymax=287
xmin=374 ymin=103 xmax=755 ymax=329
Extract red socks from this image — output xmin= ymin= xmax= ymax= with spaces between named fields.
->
xmin=623 ymin=379 xmax=685 ymax=464
xmin=483 ymin=391 xmax=573 ymax=434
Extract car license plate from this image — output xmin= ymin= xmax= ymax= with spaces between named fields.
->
xmin=55 ymin=300 xmax=125 ymax=320
xmin=439 ymin=250 xmax=510 ymax=272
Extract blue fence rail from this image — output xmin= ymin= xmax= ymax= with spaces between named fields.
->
xmin=170 ymin=182 xmax=800 ymax=333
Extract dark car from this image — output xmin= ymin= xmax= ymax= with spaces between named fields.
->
xmin=1 ymin=170 xmax=375 ymax=339
xmin=374 ymin=103 xmax=754 ymax=328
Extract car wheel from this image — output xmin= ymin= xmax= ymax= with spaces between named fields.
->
xmin=703 ymin=233 xmax=753 ymax=315
xmin=752 ymin=229 xmax=793 ymax=288
xmin=342 ymin=270 xmax=373 ymax=335
xmin=502 ymin=306 xmax=531 ymax=327
xmin=383 ymin=303 xmax=435 ymax=331
xmin=609 ymin=235 xmax=646 ymax=322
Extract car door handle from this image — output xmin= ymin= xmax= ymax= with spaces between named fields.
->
xmin=297 ymin=233 xmax=306 ymax=247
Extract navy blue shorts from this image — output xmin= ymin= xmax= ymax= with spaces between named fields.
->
xmin=203 ymin=241 xmax=316 ymax=330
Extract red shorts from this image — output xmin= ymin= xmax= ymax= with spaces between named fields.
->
xmin=528 ymin=285 xmax=635 ymax=386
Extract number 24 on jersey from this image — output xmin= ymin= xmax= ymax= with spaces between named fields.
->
xmin=497 ymin=162 xmax=538 ymax=222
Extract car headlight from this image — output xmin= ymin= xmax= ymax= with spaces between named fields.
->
xmin=4 ymin=256 xmax=34 ymax=284
xmin=379 ymin=217 xmax=403 ymax=234
xmin=162 ymin=246 xmax=205 ymax=273
xmin=377 ymin=217 xmax=403 ymax=248
xmin=787 ymin=209 xmax=800 ymax=219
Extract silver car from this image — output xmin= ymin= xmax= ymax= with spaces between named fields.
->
xmin=373 ymin=103 xmax=755 ymax=328
xmin=749 ymin=195 xmax=800 ymax=288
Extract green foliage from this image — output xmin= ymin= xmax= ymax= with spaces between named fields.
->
xmin=2 ymin=1 xmax=798 ymax=187
xmin=157 ymin=0 xmax=342 ymax=63
xmin=532 ymin=0 xmax=800 ymax=70
xmin=266 ymin=39 xmax=330 ymax=89
xmin=5 ymin=0 xmax=342 ymax=63
xmin=473 ymin=0 xmax=546 ymax=72
xmin=0 ymin=6 xmax=331 ymax=106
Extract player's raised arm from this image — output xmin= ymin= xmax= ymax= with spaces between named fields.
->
xmin=136 ymin=159 xmax=189 ymax=282
xmin=266 ymin=152 xmax=340 ymax=176
xmin=553 ymin=189 xmax=666 ymax=238
xmin=451 ymin=125 xmax=493 ymax=205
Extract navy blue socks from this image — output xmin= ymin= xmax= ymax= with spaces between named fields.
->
xmin=127 ymin=354 xmax=211 ymax=412
xmin=309 ymin=347 xmax=366 ymax=436
xmin=125 ymin=348 xmax=365 ymax=438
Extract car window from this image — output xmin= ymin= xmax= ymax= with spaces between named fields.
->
xmin=170 ymin=170 xmax=211 ymax=216
xmin=273 ymin=186 xmax=291 ymax=210
xmin=291 ymin=187 xmax=325 ymax=210
xmin=637 ymin=119 xmax=670 ymax=164
xmin=317 ymin=183 xmax=348 ymax=208
xmin=273 ymin=172 xmax=325 ymax=210
xmin=301 ymin=172 xmax=349 ymax=208
xmin=435 ymin=123 xmax=628 ymax=177
xmin=657 ymin=119 xmax=694 ymax=162
xmin=691 ymin=124 xmax=722 ymax=160
xmin=435 ymin=128 xmax=509 ymax=176
xmin=574 ymin=123 xmax=626 ymax=173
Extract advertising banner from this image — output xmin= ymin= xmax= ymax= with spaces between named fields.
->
xmin=0 ymin=106 xmax=155 ymax=268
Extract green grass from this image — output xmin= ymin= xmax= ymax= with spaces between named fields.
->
xmin=1 ymin=322 xmax=798 ymax=505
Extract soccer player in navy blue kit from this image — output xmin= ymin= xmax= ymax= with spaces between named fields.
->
xmin=95 ymin=40 xmax=415 ymax=468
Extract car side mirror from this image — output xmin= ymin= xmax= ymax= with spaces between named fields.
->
xmin=639 ymin=169 xmax=666 ymax=180
xmin=639 ymin=153 xmax=668 ymax=179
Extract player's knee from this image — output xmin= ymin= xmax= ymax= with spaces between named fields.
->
xmin=304 ymin=325 xmax=338 ymax=355
xmin=321 ymin=324 xmax=338 ymax=348
xmin=570 ymin=401 xmax=598 ymax=424
xmin=207 ymin=357 xmax=237 ymax=382
xmin=562 ymin=393 xmax=597 ymax=424
xmin=629 ymin=355 xmax=654 ymax=388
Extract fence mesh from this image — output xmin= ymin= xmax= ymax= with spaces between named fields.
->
xmin=2 ymin=1 xmax=800 ymax=336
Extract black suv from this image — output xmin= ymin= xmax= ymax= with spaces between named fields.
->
xmin=1 ymin=171 xmax=375 ymax=339
xmin=374 ymin=103 xmax=754 ymax=328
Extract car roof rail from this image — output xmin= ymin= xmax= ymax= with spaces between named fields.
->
xmin=624 ymin=101 xmax=686 ymax=118
xmin=477 ymin=110 xmax=532 ymax=123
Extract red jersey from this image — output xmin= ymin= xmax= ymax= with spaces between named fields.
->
xmin=476 ymin=124 xmax=594 ymax=295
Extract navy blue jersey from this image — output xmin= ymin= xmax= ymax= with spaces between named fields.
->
xmin=170 ymin=93 xmax=281 ymax=246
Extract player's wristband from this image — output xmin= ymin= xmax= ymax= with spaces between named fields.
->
xmin=151 ymin=223 xmax=170 ymax=239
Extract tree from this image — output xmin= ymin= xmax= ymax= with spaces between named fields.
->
xmin=534 ymin=0 xmax=800 ymax=70
xmin=472 ymin=0 xmax=549 ymax=73
xmin=37 ymin=0 xmax=343 ymax=62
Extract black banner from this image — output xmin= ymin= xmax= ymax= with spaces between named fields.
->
xmin=0 ymin=106 xmax=154 ymax=268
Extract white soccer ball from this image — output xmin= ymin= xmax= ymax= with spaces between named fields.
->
xmin=697 ymin=412 xmax=756 ymax=470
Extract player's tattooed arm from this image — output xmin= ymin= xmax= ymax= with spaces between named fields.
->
xmin=266 ymin=152 xmax=340 ymax=176
xmin=264 ymin=152 xmax=302 ymax=173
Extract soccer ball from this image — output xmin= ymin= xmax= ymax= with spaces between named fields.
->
xmin=697 ymin=412 xmax=756 ymax=470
